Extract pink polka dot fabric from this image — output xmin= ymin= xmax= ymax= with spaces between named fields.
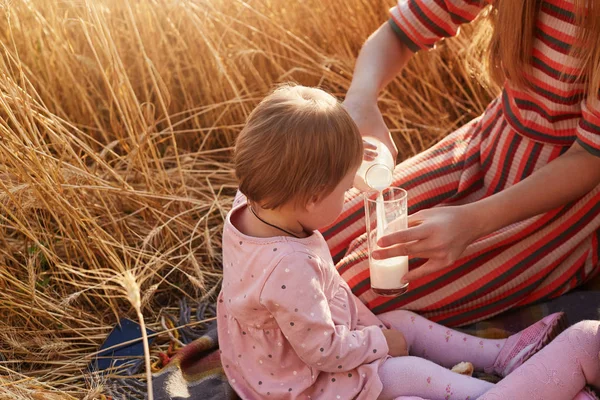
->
xmin=217 ymin=197 xmax=389 ymax=399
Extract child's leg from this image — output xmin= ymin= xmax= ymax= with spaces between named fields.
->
xmin=378 ymin=310 xmax=505 ymax=369
xmin=573 ymin=387 xmax=600 ymax=400
xmin=479 ymin=321 xmax=600 ymax=400
xmin=379 ymin=310 xmax=565 ymax=375
xmin=378 ymin=356 xmax=494 ymax=400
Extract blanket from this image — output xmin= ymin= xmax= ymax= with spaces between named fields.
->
xmin=105 ymin=300 xmax=236 ymax=400
xmin=105 ymin=285 xmax=600 ymax=400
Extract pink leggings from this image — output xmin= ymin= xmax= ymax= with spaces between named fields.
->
xmin=377 ymin=310 xmax=600 ymax=400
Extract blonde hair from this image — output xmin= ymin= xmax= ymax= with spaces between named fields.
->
xmin=473 ymin=0 xmax=600 ymax=103
xmin=234 ymin=84 xmax=363 ymax=209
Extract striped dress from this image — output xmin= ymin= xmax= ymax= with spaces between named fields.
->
xmin=321 ymin=0 xmax=600 ymax=327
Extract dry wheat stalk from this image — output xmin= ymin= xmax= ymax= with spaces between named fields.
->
xmin=0 ymin=0 xmax=495 ymax=396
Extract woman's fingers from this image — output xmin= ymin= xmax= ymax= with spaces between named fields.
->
xmin=371 ymin=246 xmax=398 ymax=260
xmin=407 ymin=212 xmax=426 ymax=227
xmin=401 ymin=259 xmax=448 ymax=284
xmin=362 ymin=140 xmax=377 ymax=150
xmin=363 ymin=139 xmax=378 ymax=161
xmin=363 ymin=149 xmax=378 ymax=161
xmin=372 ymin=240 xmax=434 ymax=259
xmin=377 ymin=225 xmax=428 ymax=247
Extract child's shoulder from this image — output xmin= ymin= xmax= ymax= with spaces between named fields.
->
xmin=266 ymin=241 xmax=337 ymax=282
xmin=265 ymin=241 xmax=322 ymax=269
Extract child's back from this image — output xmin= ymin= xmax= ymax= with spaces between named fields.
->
xmin=217 ymin=194 xmax=388 ymax=399
xmin=217 ymin=85 xmax=388 ymax=399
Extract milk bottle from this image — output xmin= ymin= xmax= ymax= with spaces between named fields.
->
xmin=354 ymin=137 xmax=395 ymax=192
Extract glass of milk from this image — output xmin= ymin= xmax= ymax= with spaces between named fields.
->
xmin=364 ymin=187 xmax=409 ymax=296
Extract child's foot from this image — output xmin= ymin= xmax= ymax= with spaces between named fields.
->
xmin=572 ymin=387 xmax=600 ymax=400
xmin=486 ymin=312 xmax=567 ymax=377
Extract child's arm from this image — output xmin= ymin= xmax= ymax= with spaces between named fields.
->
xmin=353 ymin=297 xmax=408 ymax=356
xmin=260 ymin=253 xmax=389 ymax=372
xmin=353 ymin=293 xmax=387 ymax=329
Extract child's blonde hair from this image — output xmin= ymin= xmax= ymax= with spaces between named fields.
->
xmin=235 ymin=84 xmax=363 ymax=209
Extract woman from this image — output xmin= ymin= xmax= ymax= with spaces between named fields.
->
xmin=322 ymin=0 xmax=600 ymax=326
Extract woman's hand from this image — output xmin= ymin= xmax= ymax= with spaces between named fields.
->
xmin=343 ymin=98 xmax=398 ymax=161
xmin=362 ymin=140 xmax=378 ymax=161
xmin=372 ymin=205 xmax=483 ymax=283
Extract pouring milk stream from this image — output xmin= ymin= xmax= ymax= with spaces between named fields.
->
xmin=356 ymin=137 xmax=409 ymax=295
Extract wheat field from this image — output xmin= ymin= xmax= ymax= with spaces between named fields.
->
xmin=0 ymin=0 xmax=497 ymax=397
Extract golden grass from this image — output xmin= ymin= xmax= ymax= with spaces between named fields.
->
xmin=0 ymin=0 xmax=497 ymax=397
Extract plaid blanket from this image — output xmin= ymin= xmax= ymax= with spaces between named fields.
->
xmin=105 ymin=300 xmax=237 ymax=400
xmin=106 ymin=281 xmax=600 ymax=400
xmin=150 ymin=324 xmax=236 ymax=400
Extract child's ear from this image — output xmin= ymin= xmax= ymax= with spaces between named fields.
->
xmin=305 ymin=194 xmax=321 ymax=212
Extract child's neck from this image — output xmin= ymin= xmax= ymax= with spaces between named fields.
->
xmin=240 ymin=203 xmax=309 ymax=239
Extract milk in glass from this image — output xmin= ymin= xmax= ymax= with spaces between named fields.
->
xmin=370 ymin=195 xmax=409 ymax=295
xmin=365 ymin=188 xmax=409 ymax=296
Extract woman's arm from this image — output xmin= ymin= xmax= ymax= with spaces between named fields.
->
xmin=345 ymin=22 xmax=413 ymax=103
xmin=345 ymin=1 xmax=489 ymax=159
xmin=343 ymin=22 xmax=413 ymax=160
xmin=374 ymin=142 xmax=600 ymax=282
xmin=470 ymin=142 xmax=600 ymax=237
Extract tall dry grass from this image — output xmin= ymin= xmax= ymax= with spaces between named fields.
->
xmin=0 ymin=0 xmax=497 ymax=397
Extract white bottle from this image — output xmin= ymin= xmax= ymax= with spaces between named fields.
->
xmin=354 ymin=137 xmax=395 ymax=192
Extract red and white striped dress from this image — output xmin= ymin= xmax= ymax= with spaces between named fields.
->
xmin=322 ymin=0 xmax=600 ymax=326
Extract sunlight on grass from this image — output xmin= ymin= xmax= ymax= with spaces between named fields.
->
xmin=0 ymin=0 xmax=496 ymax=396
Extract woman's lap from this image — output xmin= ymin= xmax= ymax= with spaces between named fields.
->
xmin=322 ymin=101 xmax=600 ymax=326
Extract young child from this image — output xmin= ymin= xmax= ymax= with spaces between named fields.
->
xmin=217 ymin=84 xmax=600 ymax=400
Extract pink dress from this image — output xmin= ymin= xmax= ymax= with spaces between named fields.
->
xmin=216 ymin=197 xmax=390 ymax=399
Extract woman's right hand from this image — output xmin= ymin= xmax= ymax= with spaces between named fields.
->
xmin=343 ymin=97 xmax=398 ymax=161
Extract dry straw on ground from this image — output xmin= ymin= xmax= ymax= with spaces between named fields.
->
xmin=0 ymin=0 xmax=497 ymax=397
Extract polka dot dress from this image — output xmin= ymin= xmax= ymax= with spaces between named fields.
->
xmin=216 ymin=197 xmax=389 ymax=399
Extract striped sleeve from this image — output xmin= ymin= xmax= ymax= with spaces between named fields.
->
xmin=576 ymin=99 xmax=600 ymax=157
xmin=389 ymin=0 xmax=489 ymax=52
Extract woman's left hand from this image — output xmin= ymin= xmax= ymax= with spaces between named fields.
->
xmin=372 ymin=205 xmax=483 ymax=283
